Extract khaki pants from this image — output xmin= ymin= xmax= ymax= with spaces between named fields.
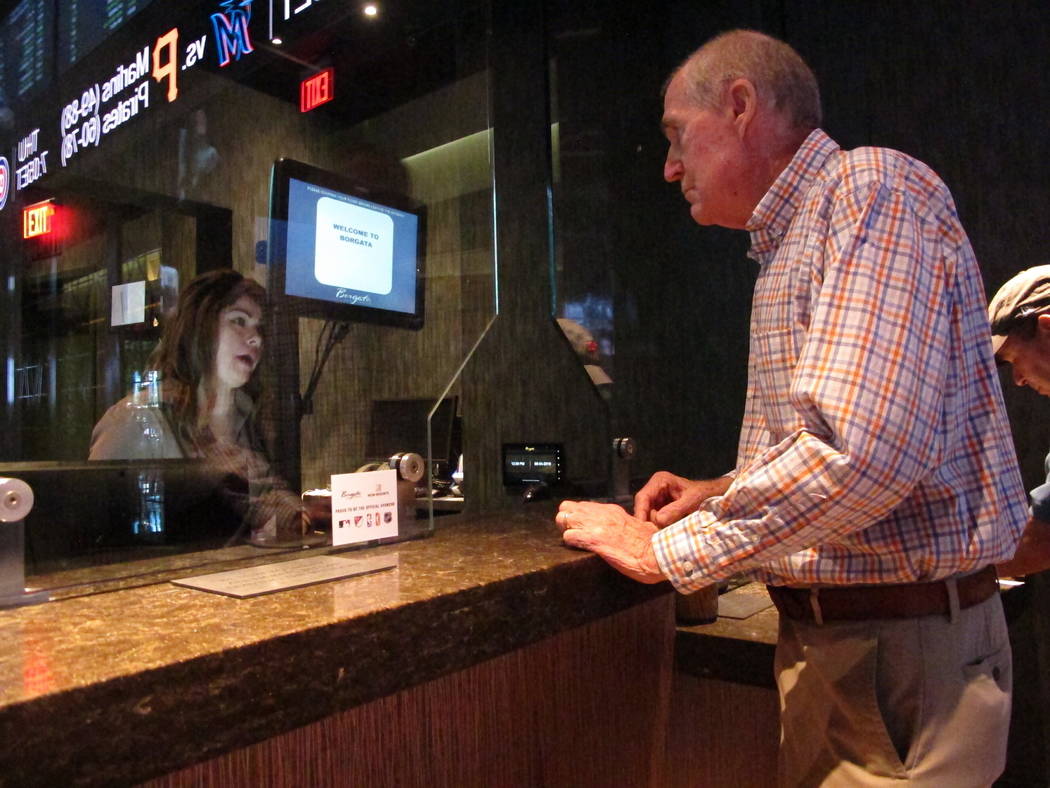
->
xmin=775 ymin=593 xmax=1011 ymax=787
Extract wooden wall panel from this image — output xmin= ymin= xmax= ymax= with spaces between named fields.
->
xmin=665 ymin=673 xmax=779 ymax=788
xmin=145 ymin=595 xmax=675 ymax=788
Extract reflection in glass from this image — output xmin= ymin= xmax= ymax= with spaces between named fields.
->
xmin=557 ymin=317 xmax=612 ymax=401
xmin=0 ymin=1 xmax=495 ymax=594
xmin=129 ymin=369 xmax=164 ymax=540
xmin=89 ymin=270 xmax=308 ymax=547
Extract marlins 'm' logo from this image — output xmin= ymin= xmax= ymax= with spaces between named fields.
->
xmin=212 ymin=0 xmax=254 ymax=67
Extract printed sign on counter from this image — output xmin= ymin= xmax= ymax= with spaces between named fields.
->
xmin=330 ymin=468 xmax=398 ymax=546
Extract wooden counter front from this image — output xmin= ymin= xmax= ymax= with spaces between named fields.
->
xmin=0 ymin=512 xmax=673 ymax=786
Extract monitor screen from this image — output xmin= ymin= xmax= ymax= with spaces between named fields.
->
xmin=268 ymin=158 xmax=425 ymax=329
xmin=366 ymin=397 xmax=459 ymax=466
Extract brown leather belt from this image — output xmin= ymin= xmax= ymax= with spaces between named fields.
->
xmin=766 ymin=565 xmax=999 ymax=625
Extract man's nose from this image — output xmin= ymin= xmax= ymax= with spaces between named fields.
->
xmin=664 ymin=153 xmax=682 ymax=182
xmin=246 ymin=329 xmax=261 ymax=347
xmin=1013 ymin=367 xmax=1027 ymax=388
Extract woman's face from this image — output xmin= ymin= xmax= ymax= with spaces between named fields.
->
xmin=212 ymin=294 xmax=263 ymax=392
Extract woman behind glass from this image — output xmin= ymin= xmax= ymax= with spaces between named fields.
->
xmin=90 ymin=269 xmax=307 ymax=546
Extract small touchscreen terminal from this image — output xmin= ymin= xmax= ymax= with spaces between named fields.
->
xmin=502 ymin=443 xmax=563 ymax=487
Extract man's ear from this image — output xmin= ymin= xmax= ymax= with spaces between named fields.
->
xmin=725 ymin=78 xmax=758 ymax=135
xmin=1037 ymin=313 xmax=1050 ymax=337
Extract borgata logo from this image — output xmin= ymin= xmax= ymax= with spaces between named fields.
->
xmin=0 ymin=157 xmax=9 ymax=211
xmin=212 ymin=0 xmax=255 ymax=67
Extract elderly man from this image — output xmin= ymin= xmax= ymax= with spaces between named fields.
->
xmin=990 ymin=265 xmax=1050 ymax=577
xmin=556 ymin=30 xmax=1027 ymax=786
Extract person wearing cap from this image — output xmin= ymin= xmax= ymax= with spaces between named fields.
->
xmin=554 ymin=30 xmax=1026 ymax=785
xmin=989 ymin=265 xmax=1050 ymax=577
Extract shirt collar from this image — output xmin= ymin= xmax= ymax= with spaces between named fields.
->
xmin=746 ymin=129 xmax=840 ymax=262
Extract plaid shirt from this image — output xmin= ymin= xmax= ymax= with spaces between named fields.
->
xmin=653 ymin=129 xmax=1027 ymax=590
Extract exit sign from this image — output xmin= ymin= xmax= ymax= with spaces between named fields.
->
xmin=23 ymin=201 xmax=55 ymax=239
xmin=300 ymin=68 xmax=334 ymax=113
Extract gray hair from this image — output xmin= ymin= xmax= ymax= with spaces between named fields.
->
xmin=673 ymin=30 xmax=821 ymax=132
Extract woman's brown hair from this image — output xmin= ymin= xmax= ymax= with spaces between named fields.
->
xmin=148 ymin=269 xmax=266 ymax=445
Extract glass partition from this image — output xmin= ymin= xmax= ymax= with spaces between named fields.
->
xmin=545 ymin=3 xmax=754 ymax=500
xmin=547 ymin=7 xmax=619 ymax=500
xmin=0 ymin=0 xmax=495 ymax=597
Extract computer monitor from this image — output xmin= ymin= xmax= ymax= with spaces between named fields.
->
xmin=268 ymin=158 xmax=426 ymax=329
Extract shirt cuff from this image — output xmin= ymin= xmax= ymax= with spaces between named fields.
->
xmin=651 ymin=510 xmax=719 ymax=593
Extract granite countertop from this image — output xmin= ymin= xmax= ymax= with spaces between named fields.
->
xmin=0 ymin=510 xmax=669 ymax=787
xmin=675 ymin=582 xmax=778 ymax=689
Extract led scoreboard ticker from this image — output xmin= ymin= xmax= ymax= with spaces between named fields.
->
xmin=58 ymin=29 xmax=185 ymax=168
xmin=56 ymin=0 xmax=273 ymax=167
xmin=4 ymin=0 xmax=333 ymax=209
xmin=5 ymin=0 xmax=53 ymax=99
xmin=269 ymin=0 xmax=324 ymax=41
xmin=60 ymin=0 xmax=159 ymax=71
xmin=7 ymin=0 xmax=254 ymax=199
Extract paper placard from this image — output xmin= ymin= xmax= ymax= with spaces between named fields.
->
xmin=172 ymin=554 xmax=397 ymax=598
xmin=717 ymin=587 xmax=774 ymax=620
xmin=111 ymin=281 xmax=146 ymax=326
xmin=330 ymin=468 xmax=399 ymax=546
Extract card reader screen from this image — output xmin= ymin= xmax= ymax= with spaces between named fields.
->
xmin=502 ymin=443 xmax=563 ymax=486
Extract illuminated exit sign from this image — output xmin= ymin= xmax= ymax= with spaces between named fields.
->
xmin=23 ymin=201 xmax=55 ymax=239
xmin=300 ymin=68 xmax=334 ymax=113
